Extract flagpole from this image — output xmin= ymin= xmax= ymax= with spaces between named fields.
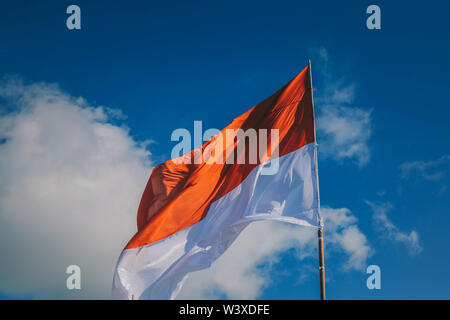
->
xmin=308 ymin=60 xmax=326 ymax=300
xmin=317 ymin=227 xmax=326 ymax=300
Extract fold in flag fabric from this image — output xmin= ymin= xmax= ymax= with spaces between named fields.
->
xmin=112 ymin=64 xmax=321 ymax=299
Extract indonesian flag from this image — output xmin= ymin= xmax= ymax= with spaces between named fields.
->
xmin=112 ymin=64 xmax=321 ymax=299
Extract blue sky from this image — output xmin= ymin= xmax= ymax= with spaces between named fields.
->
xmin=0 ymin=0 xmax=449 ymax=299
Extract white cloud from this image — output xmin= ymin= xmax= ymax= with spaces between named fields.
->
xmin=317 ymin=105 xmax=372 ymax=166
xmin=321 ymin=208 xmax=373 ymax=271
xmin=178 ymin=207 xmax=372 ymax=299
xmin=310 ymin=47 xmax=373 ymax=167
xmin=366 ymin=201 xmax=422 ymax=255
xmin=0 ymin=79 xmax=152 ymax=298
xmin=400 ymin=155 xmax=450 ymax=181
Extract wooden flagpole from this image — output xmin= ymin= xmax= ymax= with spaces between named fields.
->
xmin=308 ymin=60 xmax=326 ymax=300
xmin=318 ymin=227 xmax=326 ymax=300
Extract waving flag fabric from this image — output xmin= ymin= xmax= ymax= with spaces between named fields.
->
xmin=112 ymin=64 xmax=321 ymax=299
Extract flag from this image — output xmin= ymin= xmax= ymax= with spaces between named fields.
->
xmin=112 ymin=64 xmax=321 ymax=299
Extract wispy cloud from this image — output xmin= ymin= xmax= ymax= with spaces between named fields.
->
xmin=366 ymin=201 xmax=422 ymax=255
xmin=178 ymin=206 xmax=372 ymax=299
xmin=310 ymin=46 xmax=373 ymax=167
xmin=400 ymin=155 xmax=450 ymax=181
xmin=0 ymin=78 xmax=152 ymax=298
xmin=317 ymin=105 xmax=372 ymax=166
